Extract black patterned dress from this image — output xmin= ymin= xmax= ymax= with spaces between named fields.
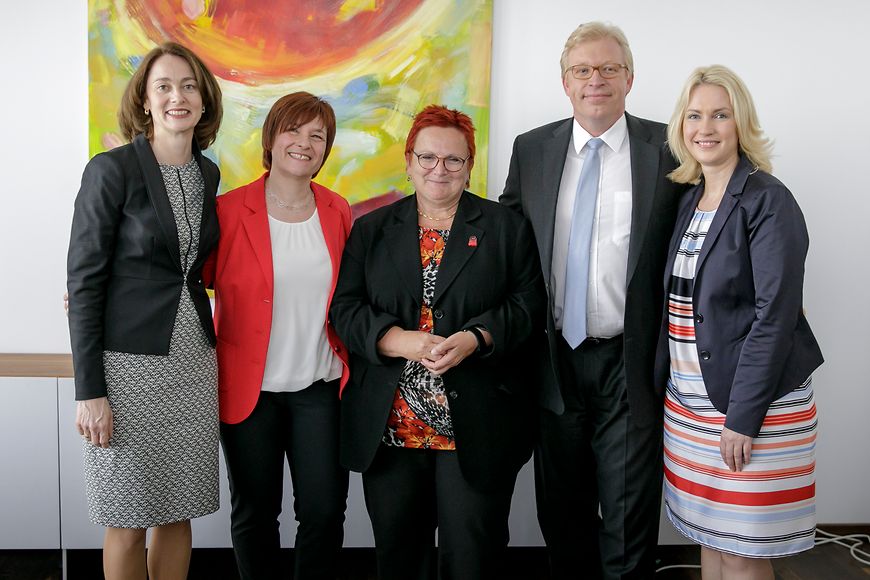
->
xmin=82 ymin=158 xmax=219 ymax=528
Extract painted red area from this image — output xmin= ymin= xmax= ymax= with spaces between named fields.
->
xmin=128 ymin=0 xmax=423 ymax=83
xmin=350 ymin=190 xmax=406 ymax=221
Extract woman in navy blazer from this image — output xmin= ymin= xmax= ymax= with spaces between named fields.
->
xmin=204 ymin=92 xmax=351 ymax=580
xmin=656 ymin=66 xmax=823 ymax=579
xmin=331 ymin=105 xmax=544 ymax=580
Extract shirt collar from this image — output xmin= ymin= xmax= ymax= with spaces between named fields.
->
xmin=571 ymin=114 xmax=628 ymax=155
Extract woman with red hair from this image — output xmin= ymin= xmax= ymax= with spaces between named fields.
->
xmin=331 ymin=105 xmax=545 ymax=579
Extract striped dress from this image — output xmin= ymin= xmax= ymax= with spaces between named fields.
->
xmin=663 ymin=208 xmax=817 ymax=557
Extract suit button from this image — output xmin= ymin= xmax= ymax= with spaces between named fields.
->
xmin=700 ymin=350 xmax=711 ymax=360
xmin=263 ymin=299 xmax=271 ymax=304
xmin=695 ymin=314 xmax=704 ymax=323
xmin=448 ymin=391 xmax=458 ymax=400
xmin=434 ymin=309 xmax=444 ymax=319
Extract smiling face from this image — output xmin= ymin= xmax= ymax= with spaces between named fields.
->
xmin=562 ymin=37 xmax=633 ymax=136
xmin=682 ymin=83 xmax=740 ymax=174
xmin=143 ymin=54 xmax=203 ymax=142
xmin=406 ymin=126 xmax=470 ymax=210
xmin=269 ymin=116 xmax=328 ymax=180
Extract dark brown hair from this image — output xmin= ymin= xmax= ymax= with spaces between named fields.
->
xmin=117 ymin=42 xmax=223 ymax=150
xmin=261 ymin=92 xmax=337 ymax=178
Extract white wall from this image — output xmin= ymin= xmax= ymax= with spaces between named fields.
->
xmin=1 ymin=0 xmax=867 ymax=524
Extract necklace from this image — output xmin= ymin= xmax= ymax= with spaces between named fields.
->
xmin=266 ymin=186 xmax=313 ymax=211
xmin=417 ymin=206 xmax=458 ymax=222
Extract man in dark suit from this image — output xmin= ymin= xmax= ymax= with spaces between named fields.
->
xmin=500 ymin=22 xmax=685 ymax=579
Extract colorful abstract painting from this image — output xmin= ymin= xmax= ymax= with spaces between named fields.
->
xmin=88 ymin=0 xmax=493 ymax=213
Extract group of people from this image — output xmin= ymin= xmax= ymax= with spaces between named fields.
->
xmin=67 ymin=20 xmax=822 ymax=580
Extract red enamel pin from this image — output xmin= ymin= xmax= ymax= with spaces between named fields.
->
xmin=468 ymin=236 xmax=478 ymax=247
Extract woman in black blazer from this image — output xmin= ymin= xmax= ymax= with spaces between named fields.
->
xmin=330 ymin=105 xmax=544 ymax=580
xmin=67 ymin=43 xmax=222 ymax=579
xmin=656 ymin=66 xmax=823 ymax=579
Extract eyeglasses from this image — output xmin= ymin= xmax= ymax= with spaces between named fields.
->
xmin=412 ymin=151 xmax=469 ymax=172
xmin=566 ymin=63 xmax=629 ymax=80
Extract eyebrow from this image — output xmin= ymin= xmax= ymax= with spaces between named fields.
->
xmin=151 ymin=76 xmax=197 ymax=83
xmin=686 ymin=107 xmax=732 ymax=113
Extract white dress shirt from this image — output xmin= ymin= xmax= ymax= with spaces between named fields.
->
xmin=552 ymin=115 xmax=632 ymax=338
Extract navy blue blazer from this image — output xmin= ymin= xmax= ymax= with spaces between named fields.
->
xmin=654 ymin=156 xmax=823 ymax=437
xmin=330 ymin=191 xmax=545 ymax=491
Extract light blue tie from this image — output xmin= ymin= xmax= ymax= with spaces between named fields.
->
xmin=562 ymin=137 xmax=603 ymax=349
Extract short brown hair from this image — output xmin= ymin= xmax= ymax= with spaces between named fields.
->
xmin=404 ymin=105 xmax=476 ymax=171
xmin=117 ymin=42 xmax=223 ymax=150
xmin=261 ymin=92 xmax=337 ymax=178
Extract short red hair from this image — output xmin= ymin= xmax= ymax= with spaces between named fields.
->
xmin=404 ymin=105 xmax=476 ymax=171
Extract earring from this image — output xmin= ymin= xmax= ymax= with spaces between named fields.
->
xmin=144 ymin=109 xmax=150 ymax=115
xmin=406 ymin=175 xmax=410 ymax=182
xmin=202 ymin=106 xmax=206 ymax=114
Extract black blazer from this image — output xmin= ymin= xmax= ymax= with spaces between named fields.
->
xmin=67 ymin=134 xmax=220 ymax=400
xmin=654 ymin=156 xmax=823 ymax=437
xmin=500 ymin=113 xmax=685 ymax=427
xmin=330 ymin=192 xmax=545 ymax=491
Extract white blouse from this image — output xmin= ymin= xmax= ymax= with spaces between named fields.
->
xmin=261 ymin=209 xmax=343 ymax=392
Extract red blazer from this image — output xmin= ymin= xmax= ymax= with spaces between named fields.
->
xmin=205 ymin=173 xmax=352 ymax=424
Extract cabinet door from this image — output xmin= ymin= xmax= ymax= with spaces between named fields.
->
xmin=58 ymin=377 xmax=103 ymax=548
xmin=0 ymin=377 xmax=60 ymax=548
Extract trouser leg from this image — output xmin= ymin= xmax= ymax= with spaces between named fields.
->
xmin=434 ymin=451 xmax=515 ymax=580
xmin=220 ymin=393 xmax=287 ymax=579
xmin=362 ymin=446 xmax=437 ymax=580
xmin=284 ymin=380 xmax=349 ymax=580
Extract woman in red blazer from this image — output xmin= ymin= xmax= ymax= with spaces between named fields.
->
xmin=204 ymin=92 xmax=351 ymax=580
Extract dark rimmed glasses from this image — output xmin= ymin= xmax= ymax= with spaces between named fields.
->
xmin=566 ymin=63 xmax=629 ymax=80
xmin=412 ymin=151 xmax=469 ymax=172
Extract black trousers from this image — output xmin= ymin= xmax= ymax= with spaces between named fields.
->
xmin=220 ymin=380 xmax=349 ymax=580
xmin=362 ymin=445 xmax=516 ymax=580
xmin=534 ymin=335 xmax=663 ymax=580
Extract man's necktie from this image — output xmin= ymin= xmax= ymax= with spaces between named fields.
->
xmin=562 ymin=137 xmax=603 ymax=349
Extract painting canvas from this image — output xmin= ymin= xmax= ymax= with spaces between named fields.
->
xmin=88 ymin=0 xmax=493 ymax=213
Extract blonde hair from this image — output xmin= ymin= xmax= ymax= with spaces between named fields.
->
xmin=667 ymin=65 xmax=772 ymax=184
xmin=560 ymin=22 xmax=634 ymax=77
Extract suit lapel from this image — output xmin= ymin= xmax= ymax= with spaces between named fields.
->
xmin=538 ymin=120 xmax=573 ymax=282
xmin=313 ymin=183 xmax=343 ymax=292
xmin=625 ymin=114 xmax=660 ymax=285
xmin=694 ymin=157 xmax=752 ymax=275
xmin=241 ymin=175 xmax=274 ymax=291
xmin=383 ymin=197 xmax=423 ymax=306
xmin=662 ymin=183 xmax=703 ymax=289
xmin=432 ymin=193 xmax=483 ymax=306
xmin=133 ymin=134 xmax=182 ymax=271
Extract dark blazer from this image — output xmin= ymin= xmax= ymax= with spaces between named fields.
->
xmin=67 ymin=134 xmax=220 ymax=401
xmin=654 ymin=156 xmax=823 ymax=437
xmin=204 ymin=173 xmax=352 ymax=425
xmin=500 ymin=113 xmax=685 ymax=427
xmin=330 ymin=191 xmax=545 ymax=491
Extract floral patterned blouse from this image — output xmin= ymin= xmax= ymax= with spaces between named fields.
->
xmin=382 ymin=228 xmax=455 ymax=450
